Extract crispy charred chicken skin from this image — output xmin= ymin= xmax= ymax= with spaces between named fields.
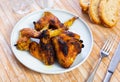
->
xmin=38 ymin=30 xmax=55 ymax=65
xmin=52 ymin=31 xmax=84 ymax=68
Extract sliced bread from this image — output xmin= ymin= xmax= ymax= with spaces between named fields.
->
xmin=99 ymin=0 xmax=119 ymax=27
xmin=88 ymin=0 xmax=101 ymax=24
xmin=79 ymin=0 xmax=89 ymax=12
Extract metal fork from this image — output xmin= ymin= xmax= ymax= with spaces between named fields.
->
xmin=86 ymin=35 xmax=116 ymax=82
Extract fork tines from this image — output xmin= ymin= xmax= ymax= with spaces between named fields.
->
xmin=102 ymin=35 xmax=116 ymax=53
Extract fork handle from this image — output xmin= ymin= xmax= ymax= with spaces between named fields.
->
xmin=86 ymin=57 xmax=102 ymax=82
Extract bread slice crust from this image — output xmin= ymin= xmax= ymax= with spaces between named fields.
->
xmin=79 ymin=0 xmax=89 ymax=12
xmin=99 ymin=0 xmax=119 ymax=27
xmin=88 ymin=0 xmax=101 ymax=24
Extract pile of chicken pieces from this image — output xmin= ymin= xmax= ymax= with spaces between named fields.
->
xmin=15 ymin=11 xmax=84 ymax=68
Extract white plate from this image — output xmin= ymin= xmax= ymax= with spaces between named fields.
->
xmin=11 ymin=9 xmax=93 ymax=74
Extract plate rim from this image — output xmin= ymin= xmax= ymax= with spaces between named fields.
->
xmin=10 ymin=9 xmax=93 ymax=74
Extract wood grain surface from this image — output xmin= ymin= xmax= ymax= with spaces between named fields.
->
xmin=0 ymin=0 xmax=120 ymax=82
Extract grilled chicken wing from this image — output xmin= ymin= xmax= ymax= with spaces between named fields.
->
xmin=33 ymin=12 xmax=78 ymax=31
xmin=16 ymin=28 xmax=40 ymax=50
xmin=29 ymin=41 xmax=55 ymax=65
xmin=52 ymin=31 xmax=84 ymax=68
xmin=33 ymin=12 xmax=65 ymax=31
xmin=38 ymin=30 xmax=55 ymax=65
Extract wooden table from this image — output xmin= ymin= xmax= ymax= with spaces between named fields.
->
xmin=0 ymin=0 xmax=120 ymax=82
